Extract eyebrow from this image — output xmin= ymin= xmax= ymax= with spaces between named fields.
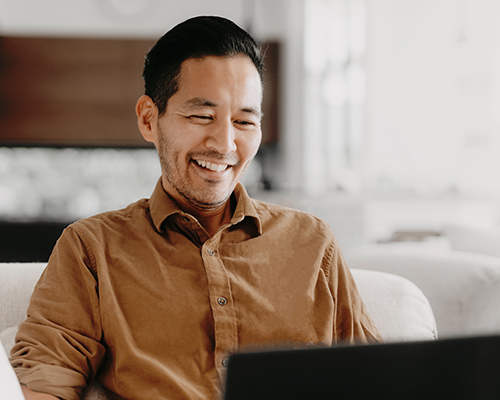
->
xmin=184 ymin=97 xmax=262 ymax=120
xmin=184 ymin=97 xmax=217 ymax=109
xmin=242 ymin=107 xmax=263 ymax=120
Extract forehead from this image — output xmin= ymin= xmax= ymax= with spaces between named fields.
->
xmin=174 ymin=55 xmax=263 ymax=104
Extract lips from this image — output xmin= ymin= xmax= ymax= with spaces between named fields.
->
xmin=194 ymin=159 xmax=230 ymax=172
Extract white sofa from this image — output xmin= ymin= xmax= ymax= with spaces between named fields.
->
xmin=0 ymin=262 xmax=437 ymax=399
xmin=346 ymin=243 xmax=500 ymax=338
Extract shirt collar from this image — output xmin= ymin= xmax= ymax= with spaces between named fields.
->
xmin=149 ymin=178 xmax=262 ymax=235
xmin=231 ymin=183 xmax=262 ymax=235
xmin=149 ymin=178 xmax=182 ymax=233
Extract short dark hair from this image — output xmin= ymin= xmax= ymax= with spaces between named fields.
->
xmin=143 ymin=16 xmax=264 ymax=116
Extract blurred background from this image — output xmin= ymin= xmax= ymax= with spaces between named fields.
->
xmin=1 ymin=0 xmax=500 ymax=261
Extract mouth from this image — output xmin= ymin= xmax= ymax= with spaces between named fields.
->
xmin=194 ymin=159 xmax=231 ymax=173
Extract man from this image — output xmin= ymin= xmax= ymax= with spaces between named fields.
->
xmin=11 ymin=16 xmax=381 ymax=400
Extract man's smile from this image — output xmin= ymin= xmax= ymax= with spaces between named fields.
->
xmin=194 ymin=159 xmax=231 ymax=172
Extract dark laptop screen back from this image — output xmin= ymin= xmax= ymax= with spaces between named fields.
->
xmin=224 ymin=335 xmax=500 ymax=400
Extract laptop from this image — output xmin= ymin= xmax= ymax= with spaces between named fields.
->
xmin=224 ymin=335 xmax=500 ymax=400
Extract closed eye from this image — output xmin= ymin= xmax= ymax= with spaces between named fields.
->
xmin=187 ymin=115 xmax=214 ymax=124
xmin=234 ymin=120 xmax=255 ymax=126
xmin=190 ymin=115 xmax=213 ymax=120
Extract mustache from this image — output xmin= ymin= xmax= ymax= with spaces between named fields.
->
xmin=188 ymin=150 xmax=240 ymax=165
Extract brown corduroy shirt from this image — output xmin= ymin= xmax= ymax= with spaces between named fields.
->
xmin=11 ymin=179 xmax=381 ymax=400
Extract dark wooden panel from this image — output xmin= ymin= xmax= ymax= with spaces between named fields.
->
xmin=0 ymin=36 xmax=155 ymax=147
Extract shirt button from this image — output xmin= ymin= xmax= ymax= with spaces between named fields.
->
xmin=207 ymin=249 xmax=216 ymax=256
xmin=222 ymin=358 xmax=229 ymax=367
xmin=217 ymin=296 xmax=228 ymax=306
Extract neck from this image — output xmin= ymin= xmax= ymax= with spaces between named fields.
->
xmin=193 ymin=199 xmax=234 ymax=237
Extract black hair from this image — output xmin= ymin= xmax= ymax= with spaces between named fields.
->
xmin=143 ymin=15 xmax=264 ymax=116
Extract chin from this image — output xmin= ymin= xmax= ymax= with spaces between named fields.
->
xmin=198 ymin=183 xmax=235 ymax=201
xmin=184 ymin=188 xmax=232 ymax=209
xmin=199 ymin=194 xmax=231 ymax=207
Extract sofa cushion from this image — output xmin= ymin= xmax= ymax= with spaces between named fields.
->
xmin=351 ymin=269 xmax=437 ymax=342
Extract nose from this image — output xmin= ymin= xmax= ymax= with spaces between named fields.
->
xmin=205 ymin=119 xmax=237 ymax=154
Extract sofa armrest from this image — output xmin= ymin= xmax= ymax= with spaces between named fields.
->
xmin=351 ymin=269 xmax=437 ymax=342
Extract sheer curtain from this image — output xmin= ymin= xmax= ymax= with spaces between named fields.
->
xmin=301 ymin=0 xmax=367 ymax=194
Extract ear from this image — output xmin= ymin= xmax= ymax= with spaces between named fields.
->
xmin=136 ymin=95 xmax=159 ymax=147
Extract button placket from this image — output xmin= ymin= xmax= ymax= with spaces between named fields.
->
xmin=202 ymin=240 xmax=238 ymax=381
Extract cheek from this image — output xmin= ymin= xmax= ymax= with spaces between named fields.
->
xmin=239 ymin=131 xmax=262 ymax=160
xmin=160 ymin=122 xmax=198 ymax=158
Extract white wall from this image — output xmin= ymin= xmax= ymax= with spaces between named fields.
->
xmin=366 ymin=0 xmax=500 ymax=198
xmin=0 ymin=0 xmax=288 ymax=40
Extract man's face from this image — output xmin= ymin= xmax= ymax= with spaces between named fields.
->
xmin=155 ymin=55 xmax=262 ymax=211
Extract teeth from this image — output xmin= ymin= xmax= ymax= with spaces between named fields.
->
xmin=196 ymin=160 xmax=228 ymax=172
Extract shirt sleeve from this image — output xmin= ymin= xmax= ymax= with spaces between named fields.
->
xmin=325 ymin=237 xmax=383 ymax=344
xmin=10 ymin=225 xmax=105 ymax=400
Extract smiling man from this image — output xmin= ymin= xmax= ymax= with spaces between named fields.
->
xmin=137 ymin=54 xmax=263 ymax=237
xmin=11 ymin=16 xmax=381 ymax=400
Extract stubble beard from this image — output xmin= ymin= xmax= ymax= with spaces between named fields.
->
xmin=157 ymin=134 xmax=237 ymax=211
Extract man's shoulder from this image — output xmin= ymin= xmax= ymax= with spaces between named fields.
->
xmin=251 ymin=197 xmax=326 ymax=222
xmin=251 ymin=198 xmax=334 ymax=237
